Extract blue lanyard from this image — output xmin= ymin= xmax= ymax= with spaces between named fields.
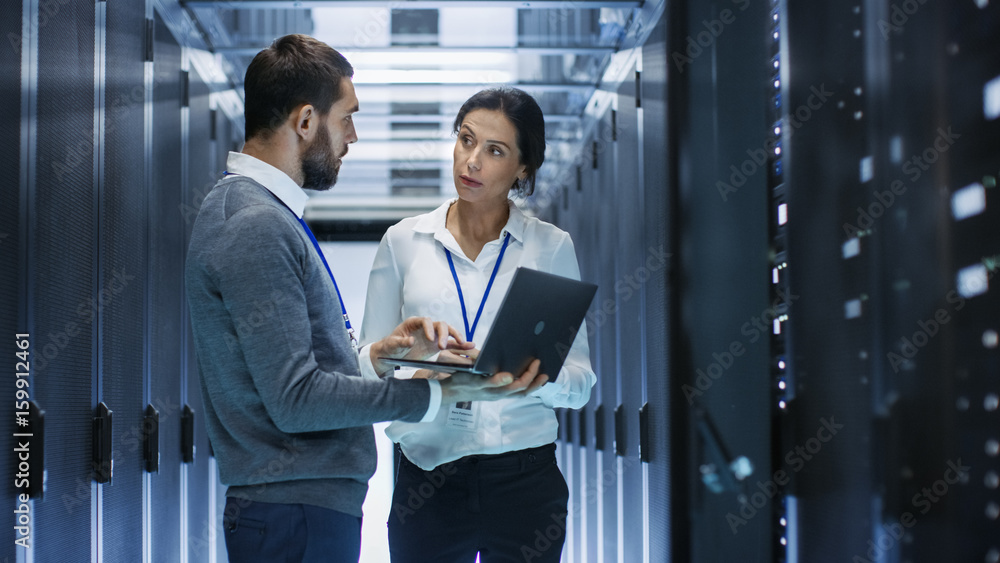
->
xmin=294 ymin=216 xmax=357 ymax=349
xmin=444 ymin=233 xmax=511 ymax=342
xmin=224 ymin=171 xmax=356 ymax=349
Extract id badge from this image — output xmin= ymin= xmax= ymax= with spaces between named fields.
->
xmin=446 ymin=401 xmax=477 ymax=430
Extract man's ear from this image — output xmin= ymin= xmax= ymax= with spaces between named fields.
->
xmin=292 ymin=104 xmax=316 ymax=141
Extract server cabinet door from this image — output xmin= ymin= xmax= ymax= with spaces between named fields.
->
xmin=149 ymin=13 xmax=185 ymax=563
xmin=616 ymin=62 xmax=647 ymax=563
xmin=30 ymin=1 xmax=98 ymax=560
xmin=640 ymin=13 xmax=673 ymax=563
xmin=185 ymin=64 xmax=216 ymax=563
xmin=100 ymin=0 xmax=149 ymax=560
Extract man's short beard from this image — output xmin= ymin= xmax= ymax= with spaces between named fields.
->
xmin=300 ymin=122 xmax=339 ymax=191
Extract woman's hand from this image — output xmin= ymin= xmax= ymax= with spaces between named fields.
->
xmin=439 ymin=348 xmax=479 ymax=364
xmin=439 ymin=359 xmax=549 ymax=402
xmin=371 ymin=317 xmax=475 ymax=376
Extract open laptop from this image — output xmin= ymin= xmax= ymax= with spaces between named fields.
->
xmin=380 ymin=267 xmax=598 ymax=381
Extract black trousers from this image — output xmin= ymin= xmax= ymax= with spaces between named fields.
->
xmin=222 ymin=497 xmax=362 ymax=563
xmin=388 ymin=443 xmax=569 ymax=563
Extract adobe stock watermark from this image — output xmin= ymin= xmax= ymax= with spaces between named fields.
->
xmin=843 ymin=127 xmax=960 ymax=236
xmin=885 ymin=253 xmax=998 ymax=373
xmin=547 ymin=1 xmax=600 ymax=24
xmin=179 ymin=177 xmax=221 ymax=226
xmin=8 ymin=0 xmax=72 ymax=56
xmin=852 ymin=459 xmax=970 ymax=563
xmin=60 ymin=393 xmax=186 ymax=514
xmin=682 ymin=287 xmax=799 ymax=404
xmin=237 ymin=438 xmax=306 ymax=492
xmin=718 ymin=84 xmax=834 ymax=202
xmin=521 ymin=454 xmax=642 ymax=561
xmin=349 ymin=2 xmax=405 ymax=48
xmin=51 ymin=55 xmax=180 ymax=185
xmin=885 ymin=296 xmax=965 ymax=374
xmin=585 ymin=245 xmax=671 ymax=331
xmin=521 ymin=512 xmax=570 ymax=562
xmin=388 ymin=138 xmax=447 ymax=181
xmin=222 ymin=290 xmax=291 ymax=354
xmin=877 ymin=0 xmax=931 ymax=40
xmin=727 ymin=416 xmax=844 ymax=534
xmin=671 ymin=0 xmax=751 ymax=73
xmin=189 ymin=435 xmax=307 ymax=555
xmin=385 ymin=433 xmax=484 ymax=525
xmin=390 ymin=461 xmax=458 ymax=525
xmin=33 ymin=268 xmax=136 ymax=374
xmin=545 ymin=119 xmax=627 ymax=193
xmin=219 ymin=438 xmax=306 ymax=520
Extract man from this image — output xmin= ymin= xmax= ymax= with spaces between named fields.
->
xmin=185 ymin=34 xmax=546 ymax=563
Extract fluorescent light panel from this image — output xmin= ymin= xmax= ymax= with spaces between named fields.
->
xmin=353 ymin=69 xmax=515 ymax=84
xmin=342 ymin=51 xmax=516 ymax=68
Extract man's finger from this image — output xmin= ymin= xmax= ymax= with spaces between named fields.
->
xmin=385 ymin=335 xmax=414 ymax=356
xmin=439 ymin=350 xmax=474 ymax=366
xmin=451 ymin=347 xmax=480 ymax=359
xmin=434 ymin=321 xmax=450 ymax=349
xmin=445 ymin=323 xmax=468 ymax=349
xmin=445 ymin=340 xmax=476 ymax=352
xmin=421 ymin=317 xmax=438 ymax=345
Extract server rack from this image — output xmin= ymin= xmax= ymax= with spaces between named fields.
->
xmin=8 ymin=3 xmax=221 ymax=561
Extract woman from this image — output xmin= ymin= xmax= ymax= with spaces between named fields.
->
xmin=359 ymin=87 xmax=596 ymax=562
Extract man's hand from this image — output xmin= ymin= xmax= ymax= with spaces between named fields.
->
xmin=371 ymin=317 xmax=475 ymax=376
xmin=410 ymin=350 xmax=477 ymax=380
xmin=411 ymin=369 xmax=449 ymax=380
xmin=439 ymin=359 xmax=548 ymax=403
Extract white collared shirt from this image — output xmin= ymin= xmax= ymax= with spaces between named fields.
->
xmin=358 ymin=199 xmax=596 ymax=470
xmin=225 ymin=151 xmax=443 ymax=423
xmin=225 ymin=151 xmax=309 ymax=217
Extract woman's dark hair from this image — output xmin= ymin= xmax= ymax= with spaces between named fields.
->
xmin=453 ymin=87 xmax=546 ymax=197
xmin=243 ymin=34 xmax=354 ymax=142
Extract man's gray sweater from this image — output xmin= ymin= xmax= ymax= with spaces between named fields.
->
xmin=185 ymin=175 xmax=431 ymax=517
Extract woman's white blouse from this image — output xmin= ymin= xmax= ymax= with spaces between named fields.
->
xmin=358 ymin=199 xmax=597 ymax=470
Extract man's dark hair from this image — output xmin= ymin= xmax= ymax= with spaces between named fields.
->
xmin=453 ymin=87 xmax=546 ymax=197
xmin=243 ymin=34 xmax=354 ymax=142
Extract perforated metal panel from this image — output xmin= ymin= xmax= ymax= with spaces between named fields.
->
xmin=186 ymin=65 xmax=215 ymax=563
xmin=615 ymin=64 xmax=646 ymax=563
xmin=641 ymin=14 xmax=672 ymax=562
xmin=149 ymin=14 xmax=184 ymax=563
xmin=578 ymin=141 xmax=603 ymax=563
xmin=100 ymin=2 xmax=148 ymax=560
xmin=593 ymin=107 xmax=620 ymax=563
xmin=542 ymin=38 xmax=676 ymax=558
xmin=30 ymin=1 xmax=97 ymax=560
xmin=210 ymin=104 xmax=233 ymax=563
